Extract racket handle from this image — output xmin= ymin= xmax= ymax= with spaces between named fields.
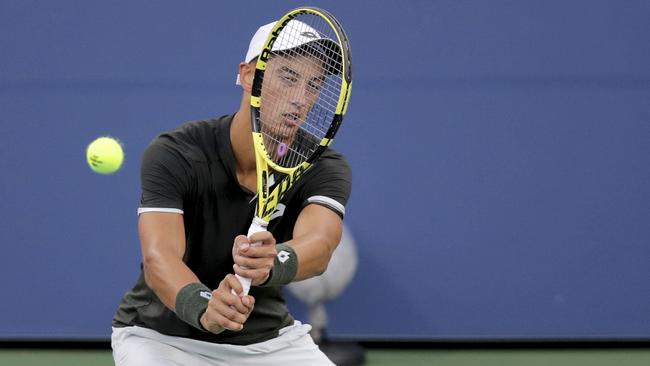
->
xmin=235 ymin=217 xmax=268 ymax=295
xmin=246 ymin=216 xmax=268 ymax=237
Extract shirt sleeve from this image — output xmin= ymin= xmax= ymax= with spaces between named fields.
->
xmin=298 ymin=151 xmax=352 ymax=218
xmin=138 ymin=138 xmax=194 ymax=215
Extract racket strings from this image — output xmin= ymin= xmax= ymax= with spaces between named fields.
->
xmin=259 ymin=14 xmax=343 ymax=169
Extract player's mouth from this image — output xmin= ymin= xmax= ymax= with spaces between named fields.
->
xmin=282 ymin=112 xmax=301 ymax=128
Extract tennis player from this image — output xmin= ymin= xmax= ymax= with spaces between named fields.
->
xmin=110 ymin=21 xmax=351 ymax=365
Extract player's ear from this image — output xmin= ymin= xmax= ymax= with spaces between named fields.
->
xmin=238 ymin=61 xmax=255 ymax=92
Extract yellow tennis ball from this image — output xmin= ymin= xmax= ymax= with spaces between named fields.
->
xmin=86 ymin=137 xmax=124 ymax=174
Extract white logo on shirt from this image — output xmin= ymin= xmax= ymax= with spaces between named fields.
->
xmin=269 ymin=203 xmax=286 ymax=221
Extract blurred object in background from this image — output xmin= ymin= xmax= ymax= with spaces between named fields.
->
xmin=287 ymin=224 xmax=365 ymax=365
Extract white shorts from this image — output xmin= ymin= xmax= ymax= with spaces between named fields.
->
xmin=111 ymin=321 xmax=334 ymax=366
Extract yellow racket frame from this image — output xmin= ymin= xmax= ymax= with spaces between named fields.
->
xmin=250 ymin=7 xmax=352 ymax=221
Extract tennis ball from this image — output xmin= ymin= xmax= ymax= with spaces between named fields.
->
xmin=86 ymin=136 xmax=124 ymax=174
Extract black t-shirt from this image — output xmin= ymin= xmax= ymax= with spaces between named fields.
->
xmin=112 ymin=114 xmax=352 ymax=345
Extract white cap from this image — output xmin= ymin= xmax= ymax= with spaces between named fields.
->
xmin=236 ymin=20 xmax=328 ymax=85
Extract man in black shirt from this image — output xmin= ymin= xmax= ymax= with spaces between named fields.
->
xmin=111 ymin=21 xmax=351 ymax=365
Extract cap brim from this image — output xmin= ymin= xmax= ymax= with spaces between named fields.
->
xmin=272 ymin=38 xmax=342 ymax=76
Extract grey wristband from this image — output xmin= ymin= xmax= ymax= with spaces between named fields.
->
xmin=261 ymin=243 xmax=298 ymax=287
xmin=175 ymin=283 xmax=212 ymax=331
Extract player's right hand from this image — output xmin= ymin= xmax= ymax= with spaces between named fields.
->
xmin=199 ymin=274 xmax=255 ymax=334
xmin=232 ymin=232 xmax=277 ymax=286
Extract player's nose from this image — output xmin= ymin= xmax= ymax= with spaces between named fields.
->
xmin=289 ymin=82 xmax=314 ymax=113
xmin=290 ymin=92 xmax=307 ymax=112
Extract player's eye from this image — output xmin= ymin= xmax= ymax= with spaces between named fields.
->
xmin=307 ymin=80 xmax=322 ymax=93
xmin=281 ymin=74 xmax=298 ymax=83
xmin=278 ymin=66 xmax=299 ymax=85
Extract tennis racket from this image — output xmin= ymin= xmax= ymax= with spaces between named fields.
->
xmin=236 ymin=7 xmax=352 ymax=295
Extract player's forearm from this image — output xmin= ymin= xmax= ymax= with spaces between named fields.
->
xmin=289 ymin=233 xmax=339 ymax=281
xmin=139 ymin=212 xmax=200 ymax=312
xmin=143 ymin=249 xmax=200 ymax=311
xmin=289 ymin=204 xmax=343 ymax=281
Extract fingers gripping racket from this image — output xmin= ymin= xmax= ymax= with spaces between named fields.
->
xmin=236 ymin=7 xmax=352 ymax=295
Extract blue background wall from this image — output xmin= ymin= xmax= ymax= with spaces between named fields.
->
xmin=1 ymin=0 xmax=648 ymax=340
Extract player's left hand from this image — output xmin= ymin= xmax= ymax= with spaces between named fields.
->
xmin=232 ymin=232 xmax=277 ymax=286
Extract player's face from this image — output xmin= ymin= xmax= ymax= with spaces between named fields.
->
xmin=259 ymin=54 xmax=325 ymax=142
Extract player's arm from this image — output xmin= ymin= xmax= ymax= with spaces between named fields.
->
xmin=288 ymin=204 xmax=343 ymax=280
xmin=287 ymin=155 xmax=352 ymax=281
xmin=139 ymin=212 xmax=197 ymax=311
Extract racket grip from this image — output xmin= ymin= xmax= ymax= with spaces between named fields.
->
xmin=247 ymin=216 xmax=268 ymax=237
xmin=235 ymin=217 xmax=269 ymax=295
